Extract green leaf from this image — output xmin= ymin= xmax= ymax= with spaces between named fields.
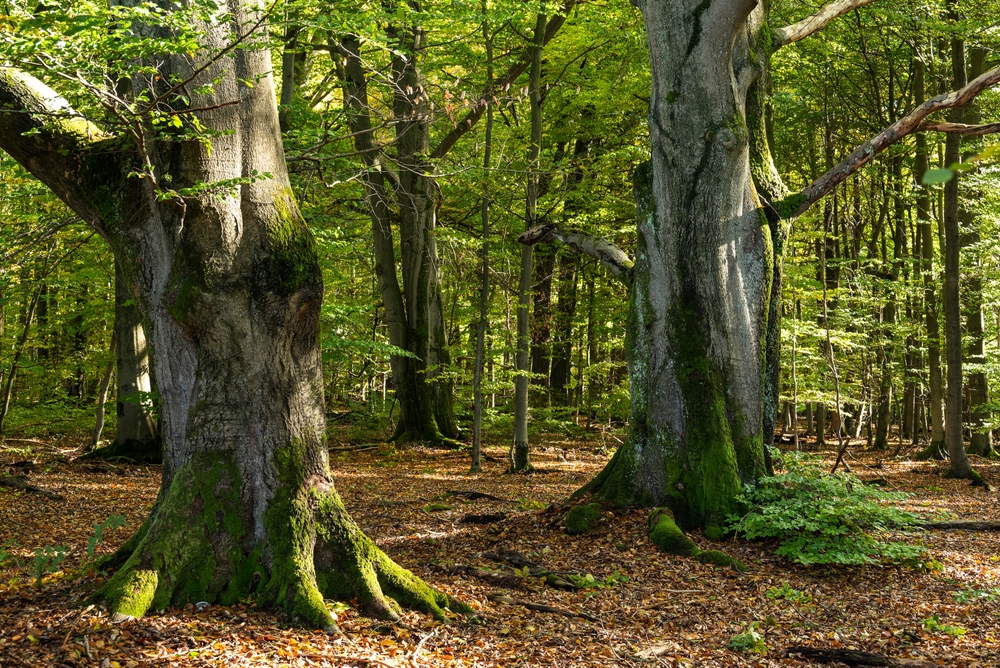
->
xmin=922 ymin=168 xmax=954 ymax=185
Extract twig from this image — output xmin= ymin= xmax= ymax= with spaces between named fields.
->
xmin=487 ymin=593 xmax=599 ymax=622
xmin=409 ymin=627 xmax=437 ymax=667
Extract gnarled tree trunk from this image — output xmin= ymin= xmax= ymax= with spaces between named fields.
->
xmin=0 ymin=3 xmax=463 ymax=628
xmin=582 ymin=1 xmax=772 ymax=531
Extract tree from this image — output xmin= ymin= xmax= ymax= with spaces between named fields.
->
xmin=0 ymin=2 xmax=463 ymax=626
xmin=522 ymin=0 xmax=1000 ymax=532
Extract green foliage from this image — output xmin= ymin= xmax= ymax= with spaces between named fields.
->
xmin=33 ymin=545 xmax=68 ymax=588
xmin=87 ymin=514 xmax=127 ymax=560
xmin=951 ymin=586 xmax=1000 ymax=603
xmin=727 ymin=451 xmax=927 ymax=566
xmin=566 ymin=570 xmax=629 ymax=590
xmin=921 ymin=614 xmax=967 ymax=637
xmin=727 ymin=622 xmax=767 ymax=655
xmin=516 ymin=498 xmax=547 ymax=511
xmin=766 ymin=582 xmax=812 ymax=604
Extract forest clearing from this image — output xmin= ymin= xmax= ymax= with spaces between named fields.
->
xmin=2 ymin=425 xmax=1000 ymax=668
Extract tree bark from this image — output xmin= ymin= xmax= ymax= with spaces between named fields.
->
xmin=511 ymin=12 xmax=546 ymax=473
xmin=112 ymin=258 xmax=160 ymax=459
xmin=90 ymin=331 xmax=117 ymax=449
xmin=581 ymin=0 xmax=771 ymax=531
xmin=390 ymin=20 xmax=460 ymax=443
xmin=913 ymin=59 xmax=947 ymax=458
xmin=0 ymin=5 xmax=463 ymax=627
xmin=471 ymin=12 xmax=493 ymax=473
xmin=961 ymin=47 xmax=992 ymax=457
xmin=942 ymin=15 xmax=973 ymax=479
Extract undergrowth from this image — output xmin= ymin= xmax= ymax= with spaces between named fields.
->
xmin=727 ymin=449 xmax=928 ymax=566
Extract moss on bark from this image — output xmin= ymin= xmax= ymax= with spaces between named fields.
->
xmin=564 ymin=503 xmax=602 ymax=535
xmin=648 ymin=509 xmax=746 ymax=571
xmin=97 ymin=441 xmax=465 ymax=630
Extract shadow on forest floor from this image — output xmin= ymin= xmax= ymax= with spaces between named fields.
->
xmin=2 ymin=429 xmax=1000 ymax=667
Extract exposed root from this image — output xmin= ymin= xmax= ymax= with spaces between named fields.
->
xmin=314 ymin=490 xmax=470 ymax=621
xmin=95 ymin=453 xmax=466 ymax=631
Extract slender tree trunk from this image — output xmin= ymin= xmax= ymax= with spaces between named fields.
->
xmin=530 ymin=243 xmax=555 ymax=391
xmin=471 ymin=12 xmax=493 ymax=473
xmin=391 ymin=22 xmax=460 ymax=442
xmin=112 ymin=258 xmax=159 ymax=458
xmin=0 ymin=287 xmax=42 ymax=436
xmin=942 ymin=19 xmax=973 ymax=478
xmin=549 ymin=251 xmax=578 ymax=404
xmin=510 ymin=12 xmax=546 ymax=473
xmin=962 ymin=47 xmax=992 ymax=457
xmin=90 ymin=331 xmax=117 ymax=449
xmin=915 ymin=59 xmax=947 ymax=459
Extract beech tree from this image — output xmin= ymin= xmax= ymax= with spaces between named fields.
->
xmin=0 ymin=1 xmax=463 ymax=627
xmin=522 ymin=0 xmax=1000 ymax=532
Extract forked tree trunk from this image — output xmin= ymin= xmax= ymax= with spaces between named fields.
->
xmin=0 ymin=4 xmax=463 ymax=628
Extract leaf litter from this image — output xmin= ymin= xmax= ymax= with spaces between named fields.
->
xmin=2 ymin=434 xmax=1000 ymax=667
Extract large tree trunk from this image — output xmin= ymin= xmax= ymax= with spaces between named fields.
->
xmin=583 ymin=1 xmax=771 ymax=531
xmin=0 ymin=4 xmax=462 ymax=627
xmin=390 ymin=22 xmax=460 ymax=443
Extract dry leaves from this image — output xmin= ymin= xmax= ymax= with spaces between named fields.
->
xmin=2 ymin=435 xmax=1000 ymax=667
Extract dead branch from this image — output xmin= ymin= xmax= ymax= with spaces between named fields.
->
xmin=446 ymin=489 xmax=512 ymax=502
xmin=772 ymin=0 xmax=878 ymax=50
xmin=787 ymin=64 xmax=1000 ymax=220
xmin=487 ymin=594 xmax=599 ymax=622
xmin=918 ymin=121 xmax=1000 ymax=136
xmin=519 ymin=223 xmax=633 ymax=284
xmin=460 ymin=512 xmax=509 ymax=524
xmin=782 ymin=646 xmax=936 ymax=667
xmin=426 ymin=563 xmax=534 ymax=591
xmin=0 ymin=474 xmax=63 ymax=501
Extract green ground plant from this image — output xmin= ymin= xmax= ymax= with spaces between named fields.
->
xmin=727 ymin=450 xmax=928 ymax=566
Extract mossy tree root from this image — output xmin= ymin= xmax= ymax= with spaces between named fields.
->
xmin=913 ymin=442 xmax=947 ymax=461
xmin=647 ymin=509 xmax=746 ymax=572
xmin=94 ymin=453 xmax=468 ymax=629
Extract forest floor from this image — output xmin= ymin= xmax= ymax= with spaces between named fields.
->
xmin=1 ymin=426 xmax=1000 ymax=667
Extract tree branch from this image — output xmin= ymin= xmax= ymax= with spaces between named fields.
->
xmin=918 ymin=121 xmax=1000 ymax=136
xmin=781 ymin=64 xmax=1000 ymax=220
xmin=430 ymin=1 xmax=578 ymax=160
xmin=772 ymin=0 xmax=878 ymax=51
xmin=0 ymin=68 xmax=126 ymax=230
xmin=519 ymin=223 xmax=633 ymax=284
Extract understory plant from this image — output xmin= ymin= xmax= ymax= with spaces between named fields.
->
xmin=727 ymin=450 xmax=928 ymax=566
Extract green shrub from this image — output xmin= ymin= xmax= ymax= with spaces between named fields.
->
xmin=727 ymin=450 xmax=927 ymax=566
xmin=728 ymin=622 xmax=767 ymax=654
xmin=921 ymin=614 xmax=967 ymax=636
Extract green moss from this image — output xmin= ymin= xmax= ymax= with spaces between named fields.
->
xmin=263 ymin=192 xmax=322 ymax=296
xmin=100 ymin=569 xmax=158 ymax=618
xmin=774 ymin=192 xmax=806 ymax=220
xmin=96 ymin=451 xmax=252 ymax=617
xmin=261 ymin=439 xmax=335 ymax=630
xmin=694 ymin=549 xmax=746 ymax=572
xmin=648 ymin=509 xmax=697 ymax=556
xmin=702 ymin=525 xmax=724 ymax=542
xmin=423 ymin=503 xmax=452 ymax=512
xmin=565 ymin=503 xmax=602 ymax=535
